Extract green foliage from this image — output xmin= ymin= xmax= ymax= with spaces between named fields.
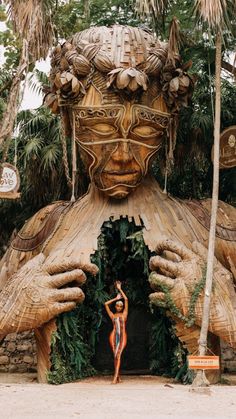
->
xmin=54 ymin=0 xmax=141 ymax=40
xmin=0 ymin=5 xmax=21 ymax=71
xmin=48 ymin=307 xmax=96 ymax=384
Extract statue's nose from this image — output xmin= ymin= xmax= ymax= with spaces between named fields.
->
xmin=111 ymin=140 xmax=133 ymax=163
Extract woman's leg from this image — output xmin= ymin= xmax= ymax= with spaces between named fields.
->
xmin=113 ymin=355 xmax=121 ymax=384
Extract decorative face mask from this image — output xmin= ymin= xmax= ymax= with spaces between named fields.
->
xmin=73 ymin=103 xmax=170 ymax=198
xmin=46 ymin=25 xmax=194 ymax=199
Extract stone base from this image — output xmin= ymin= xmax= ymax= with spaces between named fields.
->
xmin=1 ymin=332 xmax=236 ymax=380
xmin=0 ymin=331 xmax=37 ymax=373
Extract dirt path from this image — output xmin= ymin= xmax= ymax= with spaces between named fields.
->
xmin=0 ymin=375 xmax=235 ymax=419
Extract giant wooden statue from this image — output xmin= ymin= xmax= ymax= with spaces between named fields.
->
xmin=0 ymin=25 xmax=235 ymax=382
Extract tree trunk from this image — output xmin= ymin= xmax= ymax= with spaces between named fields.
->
xmin=0 ymin=39 xmax=28 ymax=149
xmin=192 ymin=30 xmax=222 ymax=387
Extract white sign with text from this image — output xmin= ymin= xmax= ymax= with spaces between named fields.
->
xmin=0 ymin=165 xmax=18 ymax=193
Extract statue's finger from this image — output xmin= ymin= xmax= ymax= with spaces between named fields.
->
xmin=149 ymin=271 xmax=175 ymax=290
xmin=159 ymin=266 xmax=175 ymax=279
xmin=155 ymin=238 xmax=195 ymax=261
xmin=149 ymin=292 xmax=166 ymax=307
xmin=50 ymin=269 xmax=86 ymax=288
xmin=52 ymin=287 xmax=85 ymax=303
xmin=46 ymin=260 xmax=98 ymax=276
xmin=150 ymin=255 xmax=180 ymax=277
xmin=80 ymin=262 xmax=99 ymax=276
xmin=52 ymin=301 xmax=77 ymax=315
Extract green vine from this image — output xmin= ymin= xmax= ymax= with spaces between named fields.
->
xmin=186 ymin=265 xmax=207 ymax=327
xmin=152 ymin=265 xmax=207 ymax=328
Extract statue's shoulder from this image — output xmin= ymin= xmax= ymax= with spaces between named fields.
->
xmin=183 ymin=198 xmax=236 ymax=241
xmin=11 ymin=201 xmax=71 ymax=252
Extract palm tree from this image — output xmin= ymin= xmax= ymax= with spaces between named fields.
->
xmin=0 ymin=0 xmax=55 ymax=151
xmin=16 ymin=106 xmax=66 ymax=205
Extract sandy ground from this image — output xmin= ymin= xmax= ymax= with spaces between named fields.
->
xmin=0 ymin=374 xmax=236 ymax=419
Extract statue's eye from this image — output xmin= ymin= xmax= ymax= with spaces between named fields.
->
xmin=90 ymin=123 xmax=116 ymax=135
xmin=132 ymin=126 xmax=161 ymax=137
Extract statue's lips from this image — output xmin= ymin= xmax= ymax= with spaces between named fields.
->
xmin=102 ymin=170 xmax=140 ymax=184
xmin=103 ymin=170 xmax=139 ymax=176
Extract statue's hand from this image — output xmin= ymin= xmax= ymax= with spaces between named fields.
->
xmin=149 ymin=239 xmax=236 ymax=348
xmin=0 ymin=253 xmax=98 ymax=338
xmin=149 ymin=238 xmax=204 ymax=316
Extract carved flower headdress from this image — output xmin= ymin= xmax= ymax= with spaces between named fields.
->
xmin=45 ymin=25 xmax=194 ymax=115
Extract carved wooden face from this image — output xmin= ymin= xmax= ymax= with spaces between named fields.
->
xmin=74 ymin=102 xmax=170 ymax=198
xmin=48 ymin=26 xmax=193 ymax=199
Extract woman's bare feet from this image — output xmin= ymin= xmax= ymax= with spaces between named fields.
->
xmin=111 ymin=378 xmax=118 ymax=384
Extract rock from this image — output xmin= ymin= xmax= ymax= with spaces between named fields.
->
xmin=23 ymin=356 xmax=34 ymax=364
xmin=11 ymin=357 xmax=21 ymax=364
xmin=0 ymin=356 xmax=9 ymax=365
xmin=4 ymin=333 xmax=17 ymax=341
xmin=16 ymin=365 xmax=27 ymax=373
xmin=8 ymin=365 xmax=18 ymax=373
xmin=7 ymin=342 xmax=16 ymax=352
xmin=17 ymin=343 xmax=32 ymax=352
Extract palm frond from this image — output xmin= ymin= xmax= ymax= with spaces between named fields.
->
xmin=135 ymin=0 xmax=170 ymax=18
xmin=167 ymin=17 xmax=181 ymax=63
xmin=40 ymin=143 xmax=61 ymax=171
xmin=4 ymin=0 xmax=55 ymax=60
xmin=20 ymin=113 xmax=48 ymax=138
xmin=48 ymin=120 xmax=61 ymax=144
xmin=22 ymin=137 xmax=44 ymax=161
xmin=28 ymin=70 xmax=50 ymax=96
xmin=194 ymin=0 xmax=235 ymax=32
xmin=190 ymin=112 xmax=213 ymax=139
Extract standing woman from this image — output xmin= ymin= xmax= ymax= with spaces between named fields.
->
xmin=105 ymin=281 xmax=128 ymax=384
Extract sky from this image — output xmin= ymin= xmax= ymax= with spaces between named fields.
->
xmin=20 ymin=59 xmax=50 ymax=110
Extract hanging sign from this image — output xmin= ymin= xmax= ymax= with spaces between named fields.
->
xmin=188 ymin=355 xmax=220 ymax=370
xmin=211 ymin=126 xmax=236 ymax=169
xmin=0 ymin=163 xmax=20 ymax=199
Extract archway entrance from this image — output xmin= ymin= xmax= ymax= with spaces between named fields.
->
xmin=91 ymin=218 xmax=186 ymax=377
xmin=49 ymin=218 xmax=188 ymax=384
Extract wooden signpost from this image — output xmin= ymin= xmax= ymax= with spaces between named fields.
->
xmin=0 ymin=163 xmax=20 ymax=199
xmin=188 ymin=355 xmax=220 ymax=370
